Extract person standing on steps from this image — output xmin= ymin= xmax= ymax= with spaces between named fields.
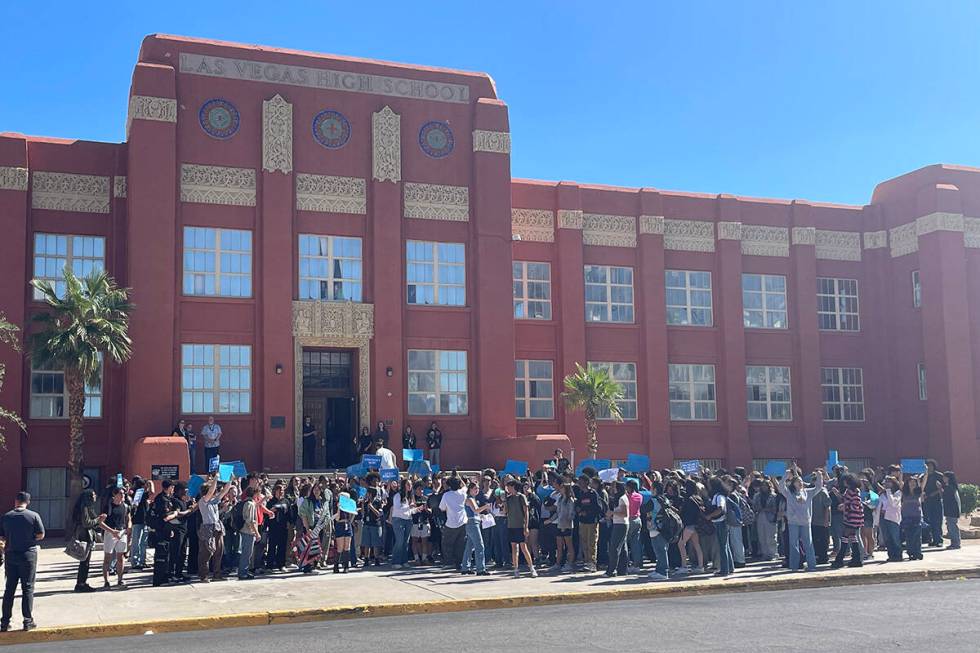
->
xmin=426 ymin=421 xmax=442 ymax=468
xmin=302 ymin=416 xmax=318 ymax=470
xmin=201 ymin=416 xmax=222 ymax=470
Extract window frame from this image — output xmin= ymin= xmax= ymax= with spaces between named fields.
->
xmin=742 ymin=273 xmax=789 ymax=329
xmin=912 ymin=270 xmax=921 ymax=308
xmin=668 ymin=363 xmax=717 ymax=421
xmin=515 ymin=359 xmax=554 ymax=419
xmin=821 ymin=367 xmax=865 ymax=422
xmin=513 ymin=261 xmax=553 ymax=320
xmin=29 ymin=359 xmax=103 ymax=420
xmin=297 ymin=234 xmax=363 ymax=302
xmin=746 ymin=365 xmax=793 ymax=421
xmin=406 ymin=240 xmax=466 ymax=307
xmin=587 ymin=361 xmax=638 ymax=420
xmin=917 ymin=362 xmax=927 ymax=401
xmin=665 ymin=269 xmax=713 ymax=327
xmin=584 ymin=265 xmax=635 ymax=324
xmin=32 ymin=233 xmax=106 ymax=300
xmin=817 ymin=277 xmax=860 ymax=332
xmin=407 ymin=349 xmax=468 ymax=415
xmin=182 ymin=227 xmax=253 ymax=298
xmin=180 ymin=344 xmax=253 ymax=414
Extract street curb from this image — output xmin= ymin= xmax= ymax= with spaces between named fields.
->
xmin=3 ymin=566 xmax=978 ymax=645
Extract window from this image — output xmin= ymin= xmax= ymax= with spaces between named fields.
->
xmin=917 ymin=363 xmax=927 ymax=400
xmin=181 ymin=344 xmax=252 ymax=413
xmin=30 ymin=360 xmax=102 ymax=419
xmin=668 ymin=364 xmax=717 ymax=420
xmin=298 ymin=235 xmax=363 ymax=301
xmin=742 ymin=274 xmax=788 ymax=329
xmin=587 ymin=362 xmax=637 ymax=419
xmin=665 ymin=270 xmax=712 ymax=326
xmin=515 ymin=360 xmax=554 ymax=418
xmin=183 ymin=227 xmax=252 ymax=297
xmin=585 ymin=265 xmax=634 ymax=323
xmin=513 ymin=262 xmax=552 ymax=320
xmin=406 ymin=241 xmax=465 ymax=306
xmin=817 ymin=278 xmax=859 ymax=331
xmin=408 ymin=350 xmax=468 ymax=415
xmin=821 ymin=367 xmax=865 ymax=421
xmin=912 ymin=270 xmax=921 ymax=308
xmin=33 ymin=233 xmax=105 ymax=299
xmin=746 ymin=365 xmax=792 ymax=421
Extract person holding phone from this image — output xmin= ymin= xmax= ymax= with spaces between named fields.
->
xmin=99 ymin=487 xmax=131 ymax=590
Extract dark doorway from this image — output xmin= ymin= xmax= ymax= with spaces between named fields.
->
xmin=301 ymin=348 xmax=357 ymax=469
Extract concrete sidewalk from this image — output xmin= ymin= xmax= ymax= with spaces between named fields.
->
xmin=4 ymin=539 xmax=979 ymax=645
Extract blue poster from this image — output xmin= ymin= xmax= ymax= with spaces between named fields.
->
xmin=380 ymin=468 xmax=399 ymax=482
xmin=501 ymin=460 xmax=529 ymax=477
xmin=403 ymin=449 xmax=424 ymax=462
xmin=826 ymin=449 xmax=839 ymax=471
xmin=408 ymin=460 xmax=432 ymax=476
xmin=763 ymin=460 xmax=788 ymax=478
xmin=356 ymin=485 xmax=367 ymax=498
xmin=218 ymin=463 xmax=235 ymax=482
xmin=208 ymin=455 xmax=220 ymax=473
xmin=901 ymin=458 xmax=927 ymax=474
xmin=187 ymin=475 xmax=205 ymax=498
xmin=679 ymin=460 xmax=701 ymax=475
xmin=625 ymin=454 xmax=650 ymax=473
xmin=575 ymin=458 xmax=611 ymax=475
xmin=346 ymin=463 xmax=365 ymax=478
xmin=339 ymin=495 xmax=358 ymax=514
xmin=116 ymin=473 xmax=124 ymax=488
xmin=362 ymin=454 xmax=382 ymax=469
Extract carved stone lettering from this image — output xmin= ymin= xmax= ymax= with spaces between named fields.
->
xmin=472 ymin=130 xmax=511 ymax=154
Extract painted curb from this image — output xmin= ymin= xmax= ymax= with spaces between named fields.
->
xmin=2 ymin=566 xmax=978 ymax=645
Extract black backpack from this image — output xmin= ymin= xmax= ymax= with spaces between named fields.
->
xmin=231 ymin=500 xmax=246 ymax=532
xmin=654 ymin=498 xmax=683 ymax=543
xmin=147 ymin=496 xmax=166 ymax=531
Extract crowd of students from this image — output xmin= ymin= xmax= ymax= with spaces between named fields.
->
xmin=65 ymin=453 xmax=966 ymax=593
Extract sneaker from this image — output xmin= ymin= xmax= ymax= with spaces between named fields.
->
xmin=391 ymin=563 xmax=402 ymax=569
xmin=529 ymin=567 xmax=538 ymax=578
xmin=561 ymin=564 xmax=574 ymax=573
xmin=547 ymin=564 xmax=562 ymax=574
xmin=675 ymin=565 xmax=690 ymax=575
xmin=585 ymin=563 xmax=597 ymax=572
xmin=627 ymin=566 xmax=641 ymax=575
xmin=647 ymin=571 xmax=668 ymax=581
xmin=0 ymin=623 xmax=9 ymax=633
xmin=690 ymin=566 xmax=704 ymax=574
xmin=238 ymin=575 xmax=254 ymax=581
xmin=513 ymin=569 xmax=521 ymax=578
xmin=22 ymin=621 xmax=35 ymax=632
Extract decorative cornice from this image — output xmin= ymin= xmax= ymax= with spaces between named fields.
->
xmin=262 ymin=94 xmax=293 ymax=174
xmin=964 ymin=218 xmax=980 ymax=249
xmin=916 ymin=211 xmax=964 ymax=236
xmin=31 ymin=172 xmax=110 ymax=214
xmin=127 ymin=95 xmax=177 ymax=136
xmin=472 ymin=130 xmax=511 ymax=154
xmin=0 ymin=166 xmax=28 ymax=192
xmin=582 ymin=213 xmax=636 ymax=248
xmin=113 ymin=176 xmax=127 ymax=199
xmin=717 ymin=221 xmax=742 ymax=240
xmin=511 ymin=208 xmax=554 ymax=242
xmin=296 ymin=174 xmax=366 ymax=214
xmin=639 ymin=215 xmax=664 ymax=235
xmin=372 ymin=106 xmax=401 ymax=183
xmin=740 ymin=225 xmax=789 ymax=257
xmin=815 ymin=229 xmax=862 ymax=261
xmin=557 ymin=209 xmax=584 ymax=230
xmin=403 ymin=182 xmax=469 ymax=221
xmin=791 ymin=226 xmax=816 ymax=246
xmin=180 ymin=164 xmax=256 ymax=207
xmin=664 ymin=219 xmax=715 ymax=252
xmin=292 ymin=300 xmax=375 ymax=340
xmin=863 ymin=230 xmax=888 ymax=250
xmin=889 ymin=222 xmax=918 ymax=258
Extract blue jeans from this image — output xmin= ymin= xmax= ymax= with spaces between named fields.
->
xmin=391 ymin=518 xmax=412 ymax=565
xmin=787 ymin=523 xmax=816 ymax=571
xmin=882 ymin=519 xmax=902 ymax=560
xmin=715 ymin=522 xmax=733 ymax=575
xmin=131 ymin=524 xmax=148 ymax=567
xmin=238 ymin=533 xmax=255 ymax=578
xmin=649 ymin=533 xmax=669 ymax=576
xmin=188 ymin=442 xmax=197 ymax=475
xmin=924 ymin=500 xmax=943 ymax=545
xmin=903 ymin=522 xmax=922 ymax=558
xmin=494 ymin=517 xmax=509 ymax=565
xmin=461 ymin=520 xmax=486 ymax=572
xmin=627 ymin=519 xmax=643 ymax=568
xmin=947 ymin=514 xmax=961 ymax=547
xmin=729 ymin=525 xmax=745 ymax=565
xmin=606 ymin=523 xmax=628 ymax=574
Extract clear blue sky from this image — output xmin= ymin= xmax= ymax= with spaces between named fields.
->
xmin=3 ymin=1 xmax=979 ymax=205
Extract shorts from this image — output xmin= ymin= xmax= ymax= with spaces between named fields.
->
xmin=360 ymin=525 xmax=383 ymax=548
xmin=410 ymin=523 xmax=431 ymax=539
xmin=103 ymin=531 xmax=128 ymax=555
xmin=508 ymin=528 xmax=526 ymax=544
xmin=557 ymin=528 xmax=573 ymax=537
xmin=527 ymin=520 xmax=540 ymax=530
xmin=334 ymin=522 xmax=353 ymax=538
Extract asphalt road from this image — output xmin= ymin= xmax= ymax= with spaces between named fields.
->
xmin=15 ymin=578 xmax=980 ymax=652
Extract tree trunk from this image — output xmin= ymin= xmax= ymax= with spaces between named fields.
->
xmin=65 ymin=369 xmax=86 ymax=533
xmin=585 ymin=406 xmax=598 ymax=459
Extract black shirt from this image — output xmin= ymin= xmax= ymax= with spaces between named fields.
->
xmin=426 ymin=428 xmax=442 ymax=450
xmin=0 ymin=508 xmax=44 ymax=553
xmin=105 ymin=501 xmax=128 ymax=530
xmin=402 ymin=432 xmax=417 ymax=450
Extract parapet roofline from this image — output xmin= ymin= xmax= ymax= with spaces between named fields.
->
xmin=139 ymin=34 xmax=498 ymax=100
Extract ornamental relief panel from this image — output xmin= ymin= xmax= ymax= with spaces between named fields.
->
xmin=916 ymin=212 xmax=964 ymax=235
xmin=113 ymin=176 xmax=127 ymax=199
xmin=740 ymin=225 xmax=789 ymax=257
xmin=372 ymin=106 xmax=401 ymax=183
xmin=639 ymin=215 xmax=664 ymax=235
xmin=296 ymin=174 xmax=367 ymax=214
xmin=180 ymin=164 xmax=256 ymax=207
xmin=511 ymin=208 xmax=554 ymax=242
xmin=582 ymin=213 xmax=636 ymax=248
xmin=403 ymin=182 xmax=469 ymax=221
xmin=791 ymin=226 xmax=816 ymax=246
xmin=472 ymin=130 xmax=511 ymax=154
xmin=889 ymin=222 xmax=917 ymax=258
xmin=557 ymin=209 xmax=584 ymax=230
xmin=292 ymin=301 xmax=375 ymax=340
xmin=262 ymin=94 xmax=293 ymax=174
xmin=663 ymin=219 xmax=715 ymax=252
xmin=964 ymin=218 xmax=980 ymax=249
xmin=815 ymin=230 xmax=862 ymax=261
xmin=0 ymin=166 xmax=28 ymax=192
xmin=863 ymin=230 xmax=888 ymax=250
xmin=717 ymin=221 xmax=742 ymax=241
xmin=31 ymin=172 xmax=110 ymax=214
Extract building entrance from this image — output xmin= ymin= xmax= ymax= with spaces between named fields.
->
xmin=301 ymin=348 xmax=357 ymax=469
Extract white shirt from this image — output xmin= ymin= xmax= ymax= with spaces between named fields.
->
xmin=612 ymin=493 xmax=629 ymax=525
xmin=439 ymin=489 xmax=467 ymax=528
xmin=200 ymin=423 xmax=222 ymax=447
xmin=391 ymin=493 xmax=414 ymax=521
xmin=377 ymin=447 xmax=397 ymax=470
xmin=711 ymin=494 xmax=727 ymax=523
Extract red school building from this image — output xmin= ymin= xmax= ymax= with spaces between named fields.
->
xmin=2 ymin=34 xmax=980 ymax=523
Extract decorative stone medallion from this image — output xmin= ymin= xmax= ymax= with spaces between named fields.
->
xmin=419 ymin=121 xmax=454 ymax=158
xmin=199 ymin=99 xmax=240 ymax=139
xmin=312 ymin=109 xmax=351 ymax=149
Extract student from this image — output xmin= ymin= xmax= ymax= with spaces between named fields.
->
xmin=605 ymin=481 xmax=630 ymax=577
xmin=172 ymin=420 xmax=196 ymax=474
xmin=0 ymin=492 xmax=44 ymax=632
xmin=333 ymin=492 xmax=354 ymax=573
xmin=645 ymin=481 xmax=670 ymax=580
xmin=361 ymin=487 xmax=385 ymax=566
xmin=375 ymin=438 xmax=398 ymax=470
xmin=237 ymin=487 xmax=260 ymax=580
xmin=410 ymin=484 xmax=432 ymax=565
xmin=372 ymin=421 xmax=389 ymax=447
xmin=264 ymin=483 xmax=290 ymax=572
xmin=901 ymin=476 xmax=924 ymax=561
xmin=831 ymin=474 xmax=865 ymax=568
xmin=879 ymin=476 xmax=904 ymax=562
xmin=677 ymin=480 xmax=706 ymax=574
xmin=504 ymin=480 xmax=537 ymax=578
xmin=302 ymin=416 xmax=318 ymax=470
xmin=575 ymin=475 xmax=602 ymax=573
xmin=921 ymin=459 xmax=944 ymax=547
xmin=426 ymin=422 xmax=442 ymax=468
xmin=198 ymin=476 xmax=234 ymax=582
xmin=439 ymin=476 xmax=467 ymax=570
xmin=130 ymin=477 xmax=153 ymax=571
xmin=460 ymin=482 xmax=490 ymax=575
xmin=357 ymin=426 xmax=374 ymax=456
xmin=548 ymin=482 xmax=576 ymax=573
xmin=778 ymin=466 xmax=823 ymax=572
xmin=704 ymin=477 xmax=734 ymax=577
xmin=99 ymin=487 xmax=131 ymax=589
xmin=942 ymin=471 xmax=962 ymax=550
xmin=390 ymin=479 xmax=417 ymax=568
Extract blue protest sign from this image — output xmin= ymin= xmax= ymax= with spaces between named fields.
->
xmin=208 ymin=455 xmax=220 ymax=473
xmin=639 ymin=490 xmax=653 ymax=505
xmin=232 ymin=461 xmax=247 ymax=478
xmin=625 ymin=454 xmax=651 ymax=473
xmin=132 ymin=489 xmax=144 ymax=506
xmin=826 ymin=449 xmax=839 ymax=471
xmin=575 ymin=458 xmax=611 ymax=475
xmin=187 ymin=475 xmax=205 ymax=498
xmin=501 ymin=459 xmax=529 ymax=477
xmin=763 ymin=460 xmax=788 ymax=478
xmin=380 ymin=468 xmax=399 ymax=482
xmin=346 ymin=463 xmax=365 ymax=478
xmin=536 ymin=485 xmax=554 ymax=500
xmin=408 ymin=460 xmax=432 ymax=476
xmin=431 ymin=464 xmax=440 ymax=474
xmin=362 ymin=454 xmax=382 ymax=469
xmin=339 ymin=495 xmax=358 ymax=514
xmin=116 ymin=473 xmax=124 ymax=488
xmin=679 ymin=460 xmax=701 ymax=475
xmin=218 ymin=463 xmax=234 ymax=482
xmin=356 ymin=485 xmax=367 ymax=499
xmin=901 ymin=458 xmax=927 ymax=474
xmin=403 ymin=449 xmax=424 ymax=462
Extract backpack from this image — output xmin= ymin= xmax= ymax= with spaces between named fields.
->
xmin=725 ymin=494 xmax=742 ymax=527
xmin=735 ymin=492 xmax=755 ymax=526
xmin=654 ymin=498 xmax=683 ymax=543
xmin=231 ymin=500 xmax=246 ymax=532
xmin=147 ymin=496 xmax=166 ymax=531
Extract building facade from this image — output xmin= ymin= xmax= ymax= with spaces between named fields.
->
xmin=2 ymin=35 xmax=980 ymax=519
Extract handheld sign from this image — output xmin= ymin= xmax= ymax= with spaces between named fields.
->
xmin=625 ymin=454 xmax=650 ymax=474
xmin=132 ymin=489 xmax=145 ymax=506
xmin=901 ymin=458 xmax=927 ymax=474
xmin=408 ymin=460 xmax=432 ymax=477
xmin=826 ymin=449 xmax=839 ymax=472
xmin=679 ymin=460 xmax=701 ymax=475
xmin=187 ymin=475 xmax=205 ymax=498
xmin=763 ymin=460 xmax=788 ymax=478
xmin=356 ymin=485 xmax=368 ymax=499
xmin=575 ymin=458 xmax=611 ymax=476
xmin=431 ymin=464 xmax=440 ymax=474
xmin=346 ymin=463 xmax=365 ymax=479
xmin=231 ymin=461 xmax=247 ymax=478
xmin=362 ymin=454 xmax=382 ymax=469
xmin=380 ymin=468 xmax=399 ymax=482
xmin=598 ymin=467 xmax=620 ymax=483
xmin=339 ymin=495 xmax=358 ymax=514
xmin=116 ymin=473 xmax=124 ymax=488
xmin=218 ymin=463 xmax=235 ymax=483
xmin=501 ymin=459 xmax=529 ymax=477
xmin=403 ymin=449 xmax=424 ymax=462
xmin=208 ymin=455 xmax=220 ymax=473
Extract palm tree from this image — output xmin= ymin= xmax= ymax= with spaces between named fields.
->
xmin=0 ymin=312 xmax=26 ymax=450
xmin=561 ymin=362 xmax=624 ymax=459
xmin=30 ymin=269 xmax=133 ymax=521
